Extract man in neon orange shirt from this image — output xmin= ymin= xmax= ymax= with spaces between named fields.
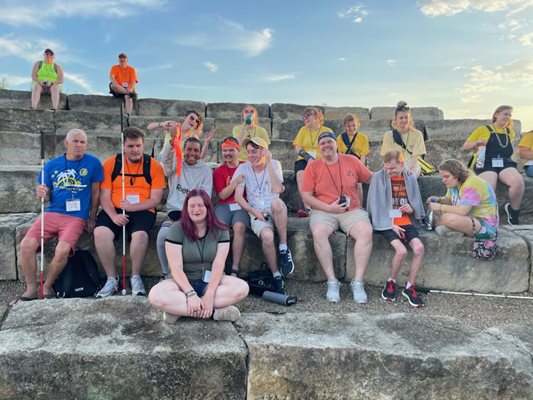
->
xmin=109 ymin=53 xmax=138 ymax=116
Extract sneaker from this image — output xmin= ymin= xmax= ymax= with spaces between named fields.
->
xmin=279 ymin=248 xmax=295 ymax=276
xmin=326 ymin=280 xmax=341 ymax=303
xmin=504 ymin=203 xmax=519 ymax=225
xmin=273 ymin=276 xmax=285 ymax=294
xmin=350 ymin=280 xmax=368 ymax=304
xmin=163 ymin=311 xmax=180 ymax=324
xmin=96 ymin=277 xmax=118 ymax=298
xmin=402 ymin=286 xmax=425 ymax=308
xmin=213 ymin=306 xmax=241 ymax=321
xmin=131 ymin=275 xmax=146 ymax=296
xmin=381 ymin=280 xmax=397 ymax=302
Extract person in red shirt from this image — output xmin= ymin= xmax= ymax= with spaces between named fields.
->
xmin=213 ymin=137 xmax=250 ymax=277
xmin=109 ymin=53 xmax=138 ymax=116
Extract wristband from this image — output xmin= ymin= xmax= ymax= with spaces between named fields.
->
xmin=185 ymin=289 xmax=196 ymax=298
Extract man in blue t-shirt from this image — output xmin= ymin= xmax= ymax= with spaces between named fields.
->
xmin=14 ymin=129 xmax=103 ymax=302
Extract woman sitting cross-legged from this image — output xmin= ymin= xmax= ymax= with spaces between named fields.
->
xmin=148 ymin=189 xmax=249 ymax=322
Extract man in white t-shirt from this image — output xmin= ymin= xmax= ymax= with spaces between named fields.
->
xmin=233 ymin=137 xmax=294 ymax=293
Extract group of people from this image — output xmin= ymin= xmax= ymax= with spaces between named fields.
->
xmin=21 ymin=50 xmax=532 ymax=317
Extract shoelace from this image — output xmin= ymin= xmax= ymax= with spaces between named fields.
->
xmin=387 ymin=281 xmax=394 ymax=292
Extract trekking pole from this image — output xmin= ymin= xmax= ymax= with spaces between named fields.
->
xmin=417 ymin=287 xmax=533 ymax=300
xmin=120 ymin=108 xmax=127 ymax=296
xmin=39 ymin=130 xmax=45 ymax=299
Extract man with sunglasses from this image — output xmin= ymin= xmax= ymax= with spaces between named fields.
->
xmin=109 ymin=53 xmax=138 ymax=116
xmin=31 ymin=48 xmax=64 ymax=111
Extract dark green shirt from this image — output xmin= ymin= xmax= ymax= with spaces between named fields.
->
xmin=166 ymin=222 xmax=230 ymax=281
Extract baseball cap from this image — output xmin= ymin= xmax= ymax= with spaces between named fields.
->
xmin=243 ymin=136 xmax=268 ymax=149
xmin=317 ymin=132 xmax=336 ymax=144
xmin=44 ymin=49 xmax=54 ymax=56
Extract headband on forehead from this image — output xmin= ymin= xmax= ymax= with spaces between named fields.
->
xmin=317 ymin=132 xmax=336 ymax=144
xmin=221 ymin=139 xmax=240 ymax=150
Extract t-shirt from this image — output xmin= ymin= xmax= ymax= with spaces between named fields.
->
xmin=213 ymin=162 xmax=245 ymax=205
xmin=232 ymin=125 xmax=271 ymax=162
xmin=519 ymin=132 xmax=533 ymax=166
xmin=110 ymin=65 xmax=138 ymax=89
xmin=466 ymin=125 xmax=515 ymax=144
xmin=301 ymin=154 xmax=372 ymax=211
xmin=390 ymin=175 xmax=411 ymax=226
xmin=39 ymin=153 xmax=104 ymax=219
xmin=100 ymin=154 xmax=165 ymax=212
xmin=445 ymin=174 xmax=499 ymax=229
xmin=381 ymin=129 xmax=426 ymax=164
xmin=232 ymin=160 xmax=283 ymax=211
xmin=293 ymin=126 xmax=334 ymax=160
xmin=166 ymin=222 xmax=230 ymax=281
xmin=336 ymin=131 xmax=370 ymax=158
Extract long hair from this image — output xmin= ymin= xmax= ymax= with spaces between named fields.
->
xmin=438 ymin=159 xmax=470 ymax=185
xmin=391 ymin=100 xmax=414 ymax=130
xmin=303 ymin=107 xmax=324 ymax=125
xmin=180 ymin=189 xmax=227 ymax=241
xmin=492 ymin=105 xmax=513 ymax=129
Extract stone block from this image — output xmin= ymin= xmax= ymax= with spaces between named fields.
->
xmin=504 ymin=225 xmax=533 ymax=292
xmin=0 ymin=298 xmax=247 ymax=399
xmin=0 ymin=166 xmax=40 ymax=213
xmin=270 ymin=103 xmax=325 ymax=121
xmin=425 ymin=119 xmax=523 ymax=140
xmin=67 ymin=94 xmax=124 ymax=114
xmin=269 ymin=139 xmax=294 ymax=170
xmin=271 ymin=118 xmax=304 ymax=140
xmin=0 ymin=214 xmax=36 ymax=280
xmin=0 ymin=89 xmax=67 ymax=110
xmin=370 ymin=106 xmax=444 ymax=120
xmin=206 ymin=103 xmax=270 ymax=119
xmin=238 ymin=312 xmax=533 ymax=399
xmin=0 ymin=131 xmax=61 ymax=166
xmin=279 ymin=170 xmax=302 ymax=212
xmin=323 ymin=106 xmax=370 ymax=120
xmin=214 ymin=117 xmax=272 ymax=138
xmin=136 ymin=98 xmax=206 ymax=117
xmin=0 ymin=107 xmax=55 ymax=133
xmin=346 ymin=228 xmax=529 ymax=293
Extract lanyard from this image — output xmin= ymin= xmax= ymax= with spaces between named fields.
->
xmin=324 ymin=158 xmax=344 ymax=196
xmin=252 ymin=166 xmax=267 ymax=194
xmin=63 ymin=154 xmax=82 ymax=197
xmin=309 ymin=126 xmax=322 ymax=147
xmin=125 ymin=159 xmax=142 ymax=188
xmin=196 ymin=229 xmax=208 ymax=268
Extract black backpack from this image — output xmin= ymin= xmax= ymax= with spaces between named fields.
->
xmin=111 ymin=153 xmax=152 ymax=185
xmin=245 ymin=265 xmax=276 ymax=296
xmin=53 ymin=249 xmax=102 ymax=298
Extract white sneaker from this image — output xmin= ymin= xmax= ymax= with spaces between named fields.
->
xmin=96 ymin=277 xmax=118 ymax=298
xmin=350 ymin=280 xmax=368 ymax=304
xmin=213 ymin=306 xmax=241 ymax=321
xmin=131 ymin=275 xmax=146 ymax=296
xmin=326 ymin=280 xmax=341 ymax=303
xmin=435 ymin=225 xmax=450 ymax=236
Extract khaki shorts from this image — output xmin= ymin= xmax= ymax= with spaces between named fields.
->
xmin=250 ymin=210 xmax=275 ymax=238
xmin=310 ymin=208 xmax=370 ymax=235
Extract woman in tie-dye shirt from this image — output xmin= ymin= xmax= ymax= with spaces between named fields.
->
xmin=427 ymin=159 xmax=498 ymax=240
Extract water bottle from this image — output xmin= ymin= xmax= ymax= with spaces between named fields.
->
xmin=425 ymin=210 xmax=435 ymax=231
xmin=476 ymin=146 xmax=486 ymax=169
xmin=244 ymin=113 xmax=253 ymax=125
xmin=262 ymin=291 xmax=297 ymax=306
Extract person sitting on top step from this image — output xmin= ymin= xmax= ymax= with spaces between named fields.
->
xmin=31 ymin=48 xmax=64 ymax=111
xmin=109 ymin=53 xmax=138 ymax=116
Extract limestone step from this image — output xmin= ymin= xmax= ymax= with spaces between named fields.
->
xmin=0 ymin=89 xmax=67 ymax=110
xmin=1 ymin=301 xmax=531 ymax=399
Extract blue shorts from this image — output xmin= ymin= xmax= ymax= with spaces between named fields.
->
xmin=189 ymin=280 xmax=208 ymax=296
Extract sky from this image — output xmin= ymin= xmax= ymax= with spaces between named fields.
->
xmin=0 ymin=0 xmax=532 ymax=131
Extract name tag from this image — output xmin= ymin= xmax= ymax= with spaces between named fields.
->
xmin=229 ymin=203 xmax=241 ymax=211
xmin=66 ymin=199 xmax=81 ymax=212
xmin=127 ymin=194 xmax=140 ymax=204
xmin=344 ymin=196 xmax=351 ymax=208
xmin=121 ymin=82 xmax=129 ymax=88
xmin=308 ymin=150 xmax=317 ymax=159
xmin=389 ymin=209 xmax=402 ymax=218
xmin=203 ymin=270 xmax=211 ymax=283
xmin=492 ymin=158 xmax=504 ymax=168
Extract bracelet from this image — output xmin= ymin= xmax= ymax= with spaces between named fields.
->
xmin=185 ymin=289 xmax=196 ymax=298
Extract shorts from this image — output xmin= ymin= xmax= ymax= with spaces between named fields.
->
xmin=294 ymin=159 xmax=308 ymax=175
xmin=189 ymin=280 xmax=208 ymax=296
xmin=24 ymin=212 xmax=85 ymax=251
xmin=379 ymin=224 xmax=420 ymax=244
xmin=215 ymin=204 xmax=250 ymax=228
xmin=109 ymin=82 xmax=137 ymax=99
xmin=474 ymin=159 xmax=517 ymax=175
xmin=310 ymin=208 xmax=370 ymax=235
xmin=473 ymin=218 xmax=497 ymax=240
xmin=167 ymin=210 xmax=182 ymax=222
xmin=524 ymin=165 xmax=533 ymax=178
xmin=250 ymin=210 xmax=275 ymax=238
xmin=95 ymin=209 xmax=156 ymax=239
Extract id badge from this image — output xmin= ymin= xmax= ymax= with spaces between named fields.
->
xmin=308 ymin=150 xmax=317 ymax=159
xmin=257 ymin=198 xmax=265 ymax=210
xmin=229 ymin=203 xmax=241 ymax=211
xmin=203 ymin=270 xmax=211 ymax=283
xmin=121 ymin=82 xmax=129 ymax=88
xmin=344 ymin=196 xmax=351 ymax=208
xmin=389 ymin=209 xmax=402 ymax=218
xmin=127 ymin=194 xmax=140 ymax=204
xmin=492 ymin=158 xmax=504 ymax=168
xmin=66 ymin=199 xmax=81 ymax=212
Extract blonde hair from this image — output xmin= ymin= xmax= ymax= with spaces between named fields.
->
xmin=343 ymin=113 xmax=360 ymax=131
xmin=391 ymin=100 xmax=414 ymax=130
xmin=383 ymin=150 xmax=404 ymax=164
xmin=303 ymin=107 xmax=324 ymax=125
xmin=492 ymin=105 xmax=513 ymax=129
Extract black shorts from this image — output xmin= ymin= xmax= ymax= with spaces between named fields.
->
xmin=474 ymin=159 xmax=517 ymax=175
xmin=294 ymin=159 xmax=308 ymax=174
xmin=167 ymin=210 xmax=182 ymax=222
xmin=379 ymin=224 xmax=419 ymax=244
xmin=96 ymin=208 xmax=156 ymax=239
xmin=109 ymin=82 xmax=137 ymax=99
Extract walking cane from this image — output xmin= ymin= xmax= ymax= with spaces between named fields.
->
xmin=120 ymin=102 xmax=127 ymax=295
xmin=417 ymin=287 xmax=533 ymax=300
xmin=39 ymin=130 xmax=45 ymax=299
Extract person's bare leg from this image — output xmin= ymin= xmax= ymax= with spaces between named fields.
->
xmin=31 ymin=84 xmax=43 ymax=109
xmin=43 ymin=240 xmax=72 ymax=296
xmin=94 ymin=226 xmax=117 ymax=277
xmin=310 ymin=224 xmax=336 ymax=280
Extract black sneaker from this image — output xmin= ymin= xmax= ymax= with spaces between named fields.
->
xmin=381 ymin=280 xmax=396 ymax=302
xmin=273 ymin=276 xmax=285 ymax=294
xmin=279 ymin=248 xmax=295 ymax=276
xmin=402 ymin=286 xmax=425 ymax=308
xmin=504 ymin=203 xmax=519 ymax=225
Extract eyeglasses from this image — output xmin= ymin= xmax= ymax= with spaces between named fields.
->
xmin=303 ymin=113 xmax=316 ymax=119
xmin=44 ymin=53 xmax=53 ymax=56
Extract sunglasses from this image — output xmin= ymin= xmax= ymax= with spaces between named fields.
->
xmin=244 ymin=108 xmax=254 ymax=113
xmin=188 ymin=114 xmax=200 ymax=123
xmin=44 ymin=53 xmax=54 ymax=56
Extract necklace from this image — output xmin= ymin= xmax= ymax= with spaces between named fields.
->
xmin=493 ymin=127 xmax=510 ymax=148
xmin=324 ymin=158 xmax=343 ymax=196
xmin=252 ymin=165 xmax=267 ymax=194
xmin=310 ymin=126 xmax=322 ymax=146
xmin=125 ymin=158 xmax=142 ymax=187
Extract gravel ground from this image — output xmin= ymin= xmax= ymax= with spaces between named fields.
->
xmin=2 ymin=279 xmax=532 ymax=331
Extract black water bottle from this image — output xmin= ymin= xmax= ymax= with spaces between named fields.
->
xmin=262 ymin=291 xmax=297 ymax=306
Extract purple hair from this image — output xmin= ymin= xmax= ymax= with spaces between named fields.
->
xmin=180 ymin=189 xmax=227 ymax=241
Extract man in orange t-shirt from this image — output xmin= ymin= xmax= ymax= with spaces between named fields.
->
xmin=94 ymin=127 xmax=165 ymax=298
xmin=301 ymin=132 xmax=373 ymax=305
xmin=109 ymin=52 xmax=138 ymax=116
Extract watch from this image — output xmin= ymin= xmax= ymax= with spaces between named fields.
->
xmin=185 ymin=289 xmax=197 ymax=298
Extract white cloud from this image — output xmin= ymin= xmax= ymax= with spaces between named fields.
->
xmin=338 ymin=4 xmax=369 ymax=24
xmin=339 ymin=57 xmax=346 ymax=61
xmin=419 ymin=0 xmax=531 ymax=17
xmin=519 ymin=32 xmax=533 ymax=46
xmin=261 ymin=73 xmax=296 ymax=82
xmin=0 ymin=74 xmax=32 ymax=87
xmin=137 ymin=63 xmax=174 ymax=73
xmin=204 ymin=62 xmax=219 ymax=72
xmin=63 ymin=72 xmax=94 ymax=92
xmin=0 ymin=0 xmax=167 ymax=27
xmin=452 ymin=65 xmax=465 ymax=71
xmin=386 ymin=59 xmax=396 ymax=66
xmin=175 ymin=20 xmax=273 ymax=57
xmin=498 ymin=18 xmax=523 ymax=31
xmin=0 ymin=36 xmax=64 ymax=62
